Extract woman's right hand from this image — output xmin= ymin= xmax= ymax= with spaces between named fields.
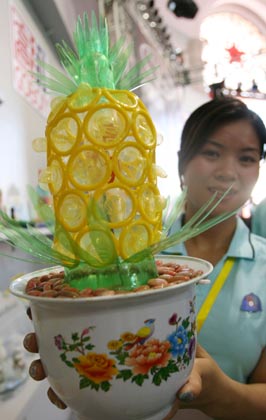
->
xmin=23 ymin=307 xmax=67 ymax=410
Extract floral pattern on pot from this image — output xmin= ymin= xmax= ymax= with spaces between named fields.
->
xmin=54 ymin=298 xmax=196 ymax=391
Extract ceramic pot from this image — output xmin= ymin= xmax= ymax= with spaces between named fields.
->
xmin=10 ymin=255 xmax=212 ymax=420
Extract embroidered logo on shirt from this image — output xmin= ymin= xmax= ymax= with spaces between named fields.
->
xmin=240 ymin=293 xmax=262 ymax=312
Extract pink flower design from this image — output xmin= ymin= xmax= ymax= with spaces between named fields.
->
xmin=81 ymin=328 xmax=90 ymax=338
xmin=125 ymin=338 xmax=171 ymax=375
xmin=54 ymin=334 xmax=64 ymax=350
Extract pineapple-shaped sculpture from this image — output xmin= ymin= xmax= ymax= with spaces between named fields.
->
xmin=0 ymin=13 xmax=236 ymax=292
xmin=0 ymin=12 xmax=235 ymax=289
xmin=34 ymin=13 xmax=165 ymax=271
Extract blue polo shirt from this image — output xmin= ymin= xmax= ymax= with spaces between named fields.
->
xmin=165 ymin=216 xmax=266 ymax=383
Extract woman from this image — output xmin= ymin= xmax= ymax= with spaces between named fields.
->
xmin=163 ymin=97 xmax=266 ymax=419
xmin=24 ymin=97 xmax=266 ymax=419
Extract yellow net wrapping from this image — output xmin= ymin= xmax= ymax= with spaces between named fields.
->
xmin=43 ymin=84 xmax=165 ymax=265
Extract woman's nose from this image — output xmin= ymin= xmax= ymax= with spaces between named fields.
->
xmin=215 ymin=158 xmax=237 ymax=182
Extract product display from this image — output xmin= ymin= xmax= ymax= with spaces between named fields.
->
xmin=1 ymin=12 xmax=233 ymax=293
xmin=5 ymin=11 xmax=235 ymax=420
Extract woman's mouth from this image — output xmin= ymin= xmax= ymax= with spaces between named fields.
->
xmin=208 ymin=187 xmax=236 ymax=199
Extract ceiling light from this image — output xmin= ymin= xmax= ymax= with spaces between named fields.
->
xmin=142 ymin=12 xmax=150 ymax=19
xmin=167 ymin=0 xmax=198 ymax=19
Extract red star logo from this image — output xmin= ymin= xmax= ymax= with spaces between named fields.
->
xmin=226 ymin=44 xmax=245 ymax=63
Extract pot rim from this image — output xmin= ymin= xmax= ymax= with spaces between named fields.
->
xmin=9 ymin=255 xmax=213 ymax=304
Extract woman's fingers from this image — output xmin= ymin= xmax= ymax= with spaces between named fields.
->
xmin=163 ymin=345 xmax=207 ymax=419
xmin=26 ymin=306 xmax=32 ymax=320
xmin=24 ymin=307 xmax=67 ymax=410
xmin=24 ymin=332 xmax=68 ymax=410
xmin=47 ymin=387 xmax=67 ymax=410
xmin=29 ymin=359 xmax=46 ymax=381
xmin=177 ymin=369 xmax=202 ymax=402
xmin=196 ymin=343 xmax=211 ymax=358
xmin=23 ymin=332 xmax=38 ymax=353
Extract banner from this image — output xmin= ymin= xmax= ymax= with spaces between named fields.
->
xmin=10 ymin=3 xmax=50 ymax=117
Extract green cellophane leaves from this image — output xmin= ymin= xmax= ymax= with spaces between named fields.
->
xmin=32 ymin=11 xmax=157 ymax=95
xmin=1 ymin=186 xmax=237 ymax=290
xmin=126 ymin=187 xmax=238 ymax=262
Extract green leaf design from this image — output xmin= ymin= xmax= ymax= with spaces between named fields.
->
xmin=187 ymin=331 xmax=194 ymax=340
xmin=85 ymin=344 xmax=95 ymax=350
xmin=60 ymin=353 xmax=67 ymax=362
xmin=83 ymin=336 xmax=92 ymax=342
xmin=71 ymin=333 xmax=79 ymax=342
xmin=80 ymin=377 xmax=100 ymax=390
xmin=54 ymin=320 xmax=196 ymax=392
xmin=153 ymin=371 xmax=162 ymax=386
xmin=183 ymin=354 xmax=190 ymax=365
xmin=69 ymin=344 xmax=78 ymax=351
xmin=152 ymin=364 xmax=177 ymax=386
xmin=167 ymin=359 xmax=180 ymax=373
xmin=115 ymin=352 xmax=128 ymax=365
xmin=100 ymin=381 xmax=111 ymax=392
xmin=116 ymin=369 xmax=133 ymax=381
xmin=62 ymin=343 xmax=67 ymax=351
xmin=65 ymin=360 xmax=74 ymax=368
xmin=131 ymin=374 xmax=148 ymax=386
xmin=182 ymin=318 xmax=190 ymax=329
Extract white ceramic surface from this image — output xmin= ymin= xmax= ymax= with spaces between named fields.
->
xmin=10 ymin=256 xmax=212 ymax=420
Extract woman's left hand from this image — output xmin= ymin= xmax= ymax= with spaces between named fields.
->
xmin=163 ymin=344 xmax=230 ymax=419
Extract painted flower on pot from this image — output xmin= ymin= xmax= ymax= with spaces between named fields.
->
xmin=167 ymin=326 xmax=188 ymax=357
xmin=120 ymin=332 xmax=137 ymax=343
xmin=124 ymin=338 xmax=171 ymax=375
xmin=54 ymin=334 xmax=64 ymax=350
xmin=54 ymin=301 xmax=196 ymax=391
xmin=107 ymin=340 xmax=124 ymax=352
xmin=73 ymin=353 xmax=118 ymax=385
xmin=188 ymin=336 xmax=196 ymax=359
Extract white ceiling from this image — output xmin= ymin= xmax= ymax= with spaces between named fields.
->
xmin=49 ymin=0 xmax=266 ymax=51
xmin=154 ymin=0 xmax=266 ymax=42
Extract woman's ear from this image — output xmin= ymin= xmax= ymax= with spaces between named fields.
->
xmin=180 ymin=174 xmax=185 ymax=190
xmin=177 ymin=150 xmax=184 ymax=189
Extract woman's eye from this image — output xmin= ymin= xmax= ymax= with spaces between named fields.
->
xmin=201 ymin=149 xmax=219 ymax=158
xmin=239 ymin=155 xmax=258 ymax=164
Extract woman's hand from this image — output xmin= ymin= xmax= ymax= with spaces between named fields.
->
xmin=23 ymin=307 xmax=67 ymax=410
xmin=163 ymin=344 xmax=232 ymax=420
xmin=164 ymin=343 xmax=266 ymax=420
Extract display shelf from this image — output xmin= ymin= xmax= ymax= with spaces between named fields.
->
xmin=0 ymin=376 xmax=74 ymax=420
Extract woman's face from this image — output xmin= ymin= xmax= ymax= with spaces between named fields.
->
xmin=183 ymin=120 xmax=261 ymax=216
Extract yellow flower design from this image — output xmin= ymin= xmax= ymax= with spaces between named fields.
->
xmin=107 ymin=340 xmax=123 ymax=351
xmin=74 ymin=352 xmax=118 ymax=384
xmin=120 ymin=332 xmax=136 ymax=342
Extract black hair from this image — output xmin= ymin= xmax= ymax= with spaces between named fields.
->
xmin=178 ymin=97 xmax=266 ymax=179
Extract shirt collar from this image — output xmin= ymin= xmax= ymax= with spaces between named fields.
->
xmin=227 ymin=217 xmax=255 ymax=260
xmin=164 ymin=216 xmax=254 ymax=260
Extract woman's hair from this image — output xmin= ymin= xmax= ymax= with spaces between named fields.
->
xmin=178 ymin=97 xmax=266 ymax=180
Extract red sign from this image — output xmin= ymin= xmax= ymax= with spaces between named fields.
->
xmin=10 ymin=4 xmax=50 ymax=117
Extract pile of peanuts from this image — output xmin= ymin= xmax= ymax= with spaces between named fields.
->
xmin=25 ymin=260 xmax=203 ymax=299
